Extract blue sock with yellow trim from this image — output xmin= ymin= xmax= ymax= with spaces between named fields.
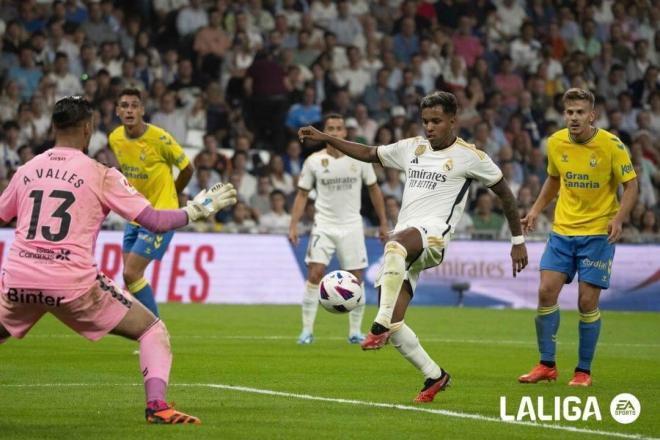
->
xmin=129 ymin=278 xmax=159 ymax=318
xmin=535 ymin=304 xmax=560 ymax=365
xmin=577 ymin=309 xmax=601 ymax=373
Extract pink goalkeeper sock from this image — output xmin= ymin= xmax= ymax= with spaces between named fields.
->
xmin=139 ymin=320 xmax=172 ymax=404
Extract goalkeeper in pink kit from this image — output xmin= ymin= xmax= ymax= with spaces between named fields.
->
xmin=0 ymin=97 xmax=237 ymax=424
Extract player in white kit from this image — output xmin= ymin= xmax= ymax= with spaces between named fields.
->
xmin=299 ymin=92 xmax=528 ymax=402
xmin=289 ymin=113 xmax=387 ymax=345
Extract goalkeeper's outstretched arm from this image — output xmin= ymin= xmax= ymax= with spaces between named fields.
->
xmin=135 ymin=183 xmax=238 ymax=233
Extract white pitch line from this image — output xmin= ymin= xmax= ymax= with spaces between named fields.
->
xmin=24 ymin=333 xmax=660 ymax=348
xmin=0 ymin=382 xmax=655 ymax=440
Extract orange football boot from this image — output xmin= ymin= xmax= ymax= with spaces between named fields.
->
xmin=145 ymin=401 xmax=201 ymax=425
xmin=518 ymin=364 xmax=558 ymax=383
xmin=568 ymin=371 xmax=592 ymax=387
xmin=414 ymin=372 xmax=451 ymax=403
xmin=360 ymin=330 xmax=390 ymax=350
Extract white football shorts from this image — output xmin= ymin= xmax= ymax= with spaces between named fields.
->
xmin=305 ymin=224 xmax=368 ymax=271
xmin=374 ymin=220 xmax=450 ymax=293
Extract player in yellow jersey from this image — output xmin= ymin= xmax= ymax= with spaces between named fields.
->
xmin=518 ymin=88 xmax=638 ymax=387
xmin=108 ymin=89 xmax=194 ymax=317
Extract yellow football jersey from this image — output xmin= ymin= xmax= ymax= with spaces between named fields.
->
xmin=546 ymin=128 xmax=636 ymax=235
xmin=108 ymin=124 xmax=190 ymax=211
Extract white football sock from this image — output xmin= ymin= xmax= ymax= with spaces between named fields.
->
xmin=301 ymin=281 xmax=319 ymax=333
xmin=348 ymin=282 xmax=365 ymax=335
xmin=390 ymin=323 xmax=442 ymax=379
xmin=374 ymin=241 xmax=407 ymax=328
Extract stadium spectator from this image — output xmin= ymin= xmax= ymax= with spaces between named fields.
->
xmin=286 ymin=85 xmax=321 ymax=132
xmin=193 ymin=7 xmax=231 ymax=77
xmin=81 ymin=1 xmax=115 ymax=46
xmin=335 ymin=46 xmax=371 ymax=99
xmin=574 ymin=19 xmax=602 ymax=60
xmin=325 ymin=1 xmax=361 ymax=47
xmin=233 ymin=134 xmax=265 ymax=174
xmin=638 ymin=210 xmax=658 ymax=246
xmin=380 ymin=167 xmax=403 ymax=204
xmin=267 ymin=153 xmax=294 ymax=196
xmin=0 ymin=120 xmax=21 ymax=170
xmin=249 ymin=174 xmax=273 ymax=218
xmin=150 ymin=91 xmax=187 ymax=144
xmin=495 ymin=0 xmax=527 ymax=40
xmin=0 ymin=80 xmax=21 ymax=122
xmin=510 ymin=22 xmax=542 ymax=74
xmin=310 ymin=0 xmax=337 ymax=29
xmin=176 ymin=0 xmax=209 ymax=37
xmin=494 ymin=56 xmax=524 ymax=110
xmin=259 ymin=189 xmax=291 ymax=234
xmin=49 ymin=52 xmax=82 ymax=99
xmin=631 ymin=65 xmax=660 ymax=108
xmin=244 ymin=49 xmax=289 ymax=151
xmin=282 ymin=139 xmax=303 ymax=177
xmin=230 ymin=150 xmax=257 ymax=202
xmin=8 ymin=44 xmax=42 ymax=101
xmin=452 ymin=17 xmax=482 ymax=69
xmin=352 ymin=103 xmax=378 ymax=144
xmin=223 ymin=200 xmax=259 ymax=234
xmin=597 ymin=65 xmax=628 ymax=110
xmin=472 ymin=190 xmax=505 ymax=239
xmin=382 ymin=194 xmax=398 ymax=229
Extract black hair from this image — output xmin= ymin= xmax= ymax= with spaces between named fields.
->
xmin=117 ymin=88 xmax=142 ymax=103
xmin=2 ymin=120 xmax=19 ymax=131
xmin=269 ymin=189 xmax=286 ymax=199
xmin=419 ymin=91 xmax=458 ymax=115
xmin=52 ymin=96 xmax=93 ymax=129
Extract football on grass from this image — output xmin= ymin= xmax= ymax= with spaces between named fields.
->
xmin=319 ymin=270 xmax=363 ymax=313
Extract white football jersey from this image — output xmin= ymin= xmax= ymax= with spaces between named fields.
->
xmin=298 ymin=149 xmax=377 ymax=227
xmin=377 ymin=136 xmax=503 ymax=233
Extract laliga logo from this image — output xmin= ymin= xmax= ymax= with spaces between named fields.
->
xmin=500 ymin=393 xmax=641 ymax=424
xmin=500 ymin=396 xmax=602 ymax=422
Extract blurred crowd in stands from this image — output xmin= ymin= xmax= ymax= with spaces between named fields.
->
xmin=0 ymin=0 xmax=658 ymax=242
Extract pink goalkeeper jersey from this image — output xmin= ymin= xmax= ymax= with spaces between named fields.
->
xmin=0 ymin=147 xmax=150 ymax=294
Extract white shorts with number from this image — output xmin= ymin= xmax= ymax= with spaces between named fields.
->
xmin=374 ymin=220 xmax=450 ymax=293
xmin=305 ymin=224 xmax=368 ymax=271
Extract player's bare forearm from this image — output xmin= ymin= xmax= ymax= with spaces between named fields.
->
xmin=614 ymin=178 xmax=639 ymax=222
xmin=289 ymin=190 xmax=309 ymax=227
xmin=298 ymin=126 xmax=380 ymax=163
xmin=490 ymin=178 xmax=523 ymax=236
xmin=175 ymin=163 xmax=194 ymax=194
xmin=329 ymin=138 xmax=380 ymax=163
xmin=368 ymin=184 xmax=388 ymax=226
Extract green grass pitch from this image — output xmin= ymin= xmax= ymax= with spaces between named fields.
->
xmin=1 ymin=305 xmax=658 ymax=440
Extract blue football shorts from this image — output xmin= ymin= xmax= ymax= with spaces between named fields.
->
xmin=539 ymin=232 xmax=615 ymax=289
xmin=122 ymin=223 xmax=174 ymax=261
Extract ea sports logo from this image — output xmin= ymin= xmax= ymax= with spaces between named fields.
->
xmin=610 ymin=393 xmax=640 ymax=424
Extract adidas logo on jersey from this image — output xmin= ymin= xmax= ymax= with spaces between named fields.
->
xmin=410 ymin=157 xmax=419 ymax=164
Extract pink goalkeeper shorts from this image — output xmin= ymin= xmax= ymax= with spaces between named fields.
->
xmin=0 ymin=273 xmax=132 ymax=341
